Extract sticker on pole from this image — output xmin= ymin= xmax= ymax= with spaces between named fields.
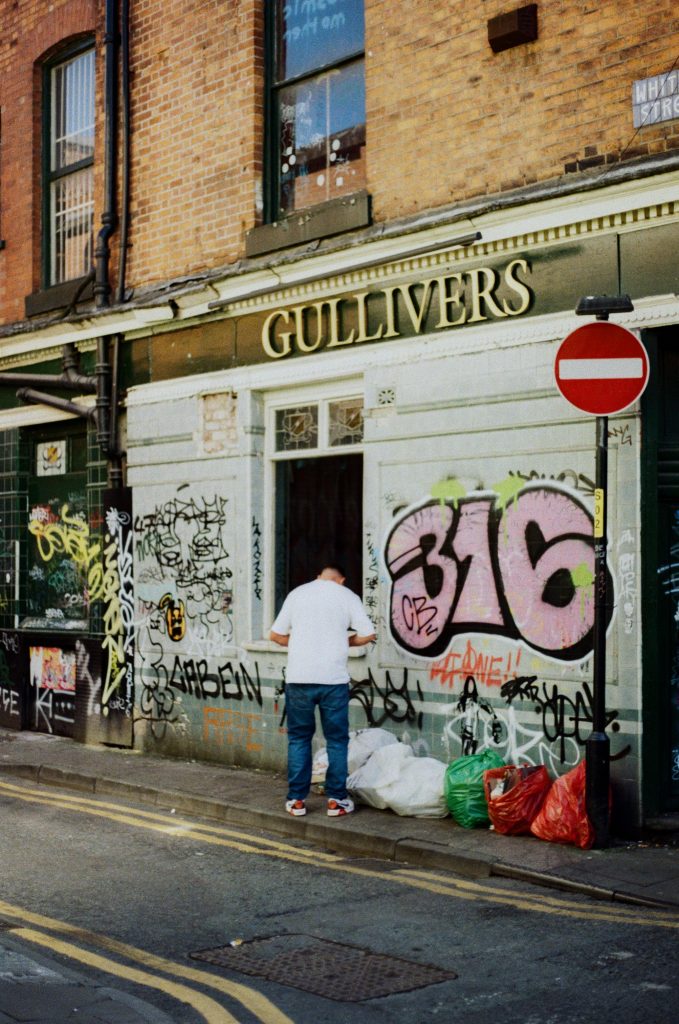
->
xmin=555 ymin=321 xmax=650 ymax=416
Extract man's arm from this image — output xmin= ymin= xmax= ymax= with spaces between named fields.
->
xmin=269 ymin=630 xmax=290 ymax=647
xmin=348 ymin=632 xmax=376 ymax=648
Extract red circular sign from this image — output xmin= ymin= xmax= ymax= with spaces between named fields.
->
xmin=555 ymin=321 xmax=649 ymax=416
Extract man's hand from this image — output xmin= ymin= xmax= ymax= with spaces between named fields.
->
xmin=269 ymin=631 xmax=290 ymax=647
xmin=348 ymin=633 xmax=376 ymax=648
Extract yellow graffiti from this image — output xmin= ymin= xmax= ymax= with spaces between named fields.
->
xmin=100 ymin=534 xmax=126 ymax=713
xmin=159 ymin=593 xmax=186 ymax=642
xmin=492 ymin=475 xmax=524 ymax=514
xmin=572 ymin=561 xmax=595 ymax=619
xmin=431 ymin=477 xmax=467 ymax=510
xmin=30 ymin=505 xmax=128 ymax=714
xmin=28 ymin=504 xmax=104 ymax=601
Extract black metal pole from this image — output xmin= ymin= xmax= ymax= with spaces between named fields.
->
xmin=586 ymin=413 xmax=610 ymax=847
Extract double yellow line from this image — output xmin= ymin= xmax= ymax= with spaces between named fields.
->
xmin=0 ymin=775 xmax=677 ymax=1024
xmin=1 ymin=905 xmax=293 ymax=1024
xmin=0 ymin=780 xmax=300 ymax=1024
xmin=1 ymin=778 xmax=677 ymax=929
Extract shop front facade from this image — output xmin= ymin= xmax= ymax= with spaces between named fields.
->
xmin=2 ymin=0 xmax=678 ymax=835
xmin=123 ymin=169 xmax=679 ymax=831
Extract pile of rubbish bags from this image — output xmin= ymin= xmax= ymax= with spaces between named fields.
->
xmin=313 ymin=729 xmax=596 ymax=848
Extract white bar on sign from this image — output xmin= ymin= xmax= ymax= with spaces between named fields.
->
xmin=559 ymin=358 xmax=643 ymax=380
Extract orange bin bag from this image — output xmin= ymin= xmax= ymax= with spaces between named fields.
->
xmin=529 ymin=760 xmax=594 ymax=850
xmin=483 ymin=765 xmax=551 ymax=836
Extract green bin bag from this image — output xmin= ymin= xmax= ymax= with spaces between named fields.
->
xmin=444 ymin=750 xmax=505 ymax=828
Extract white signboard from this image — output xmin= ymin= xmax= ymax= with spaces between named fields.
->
xmin=633 ymin=71 xmax=679 ymax=127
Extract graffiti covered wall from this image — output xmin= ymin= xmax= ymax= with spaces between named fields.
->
xmin=362 ymin=432 xmax=640 ymax=803
xmin=385 ymin=479 xmax=607 ymax=661
xmin=135 ymin=483 xmax=248 ymax=744
xmin=126 ymin=339 xmax=644 ymax=823
xmin=25 ymin=490 xmax=135 ymax=744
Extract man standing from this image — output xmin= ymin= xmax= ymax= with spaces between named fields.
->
xmin=270 ymin=565 xmax=376 ymax=818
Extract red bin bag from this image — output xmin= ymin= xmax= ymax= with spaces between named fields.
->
xmin=483 ymin=765 xmax=551 ymax=836
xmin=529 ymin=761 xmax=595 ymax=850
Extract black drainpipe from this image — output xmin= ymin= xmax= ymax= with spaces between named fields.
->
xmin=94 ymin=0 xmax=118 ymax=310
xmin=0 ymin=344 xmax=96 ymax=394
xmin=117 ymin=0 xmax=131 ymax=307
xmin=107 ymin=0 xmax=130 ymax=490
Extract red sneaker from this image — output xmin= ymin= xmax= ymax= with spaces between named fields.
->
xmin=327 ymin=797 xmax=354 ymax=817
xmin=285 ymin=799 xmax=307 ymax=817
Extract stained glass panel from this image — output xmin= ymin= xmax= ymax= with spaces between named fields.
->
xmin=275 ymin=405 xmax=319 ymax=451
xmin=329 ymin=398 xmax=363 ymax=447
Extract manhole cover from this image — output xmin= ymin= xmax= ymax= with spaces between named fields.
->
xmin=191 ymin=933 xmax=456 ymax=1002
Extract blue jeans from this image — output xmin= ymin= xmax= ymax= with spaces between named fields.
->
xmin=286 ymin=683 xmax=350 ymax=801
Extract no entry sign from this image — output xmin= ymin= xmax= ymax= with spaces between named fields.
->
xmin=555 ymin=321 xmax=650 ymax=416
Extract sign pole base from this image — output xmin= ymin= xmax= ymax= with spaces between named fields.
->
xmin=585 ymin=731 xmax=610 ymax=848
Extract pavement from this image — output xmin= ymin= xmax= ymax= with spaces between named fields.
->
xmin=0 ymin=726 xmax=678 ymax=1022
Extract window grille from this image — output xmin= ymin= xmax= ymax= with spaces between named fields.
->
xmin=46 ymin=47 xmax=95 ymax=286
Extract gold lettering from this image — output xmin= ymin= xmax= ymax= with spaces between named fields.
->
xmin=398 ymin=279 xmax=435 ymax=333
xmin=262 ymin=258 xmax=532 ymax=358
xmin=326 ymin=297 xmax=356 ymax=347
xmin=467 ymin=266 xmax=508 ymax=323
xmin=380 ymin=286 xmax=400 ymax=338
xmin=435 ymin=274 xmax=467 ymax=328
xmin=354 ymin=291 xmax=384 ymax=343
xmin=295 ymin=303 xmax=325 ymax=353
xmin=262 ymin=309 xmax=293 ymax=359
xmin=502 ymin=258 xmax=532 ymax=316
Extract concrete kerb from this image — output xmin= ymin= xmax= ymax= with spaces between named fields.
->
xmin=2 ymin=762 xmax=678 ymax=913
xmin=489 ymin=862 xmax=677 ymax=909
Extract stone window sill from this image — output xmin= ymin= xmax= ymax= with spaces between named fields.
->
xmin=245 ymin=191 xmax=371 ymax=258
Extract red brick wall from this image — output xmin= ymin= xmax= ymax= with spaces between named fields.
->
xmin=1 ymin=1 xmax=678 ymax=324
xmin=0 ymin=0 xmax=98 ymax=324
xmin=365 ymin=0 xmax=679 ymax=220
xmin=126 ymin=0 xmax=263 ymax=288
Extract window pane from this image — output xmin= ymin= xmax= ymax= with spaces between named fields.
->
xmin=51 ymin=166 xmax=94 ymax=285
xmin=329 ymin=398 xmax=364 ymax=447
xmin=276 ymin=0 xmax=364 ymax=81
xmin=275 ymin=405 xmax=319 ymax=451
xmin=52 ymin=49 xmax=95 ymax=172
xmin=278 ymin=60 xmax=365 ymax=215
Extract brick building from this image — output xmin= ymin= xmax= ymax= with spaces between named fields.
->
xmin=0 ymin=0 xmax=678 ymax=831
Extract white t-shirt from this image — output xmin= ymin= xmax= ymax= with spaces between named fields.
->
xmin=271 ymin=579 xmax=375 ymax=685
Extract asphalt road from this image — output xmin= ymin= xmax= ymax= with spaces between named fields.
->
xmin=0 ymin=777 xmax=677 ymax=1024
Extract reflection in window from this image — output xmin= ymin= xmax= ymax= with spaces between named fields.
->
xmin=47 ymin=47 xmax=95 ymax=286
xmin=272 ymin=0 xmax=365 ymax=217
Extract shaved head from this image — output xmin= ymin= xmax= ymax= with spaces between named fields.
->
xmin=318 ymin=566 xmax=346 ymax=584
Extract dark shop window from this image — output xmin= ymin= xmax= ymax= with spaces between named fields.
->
xmin=274 ymin=452 xmax=364 ymax=612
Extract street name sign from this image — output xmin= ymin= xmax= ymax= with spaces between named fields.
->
xmin=555 ymin=321 xmax=650 ymax=416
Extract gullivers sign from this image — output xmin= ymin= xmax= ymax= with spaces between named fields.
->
xmin=261 ymin=258 xmax=533 ymax=359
